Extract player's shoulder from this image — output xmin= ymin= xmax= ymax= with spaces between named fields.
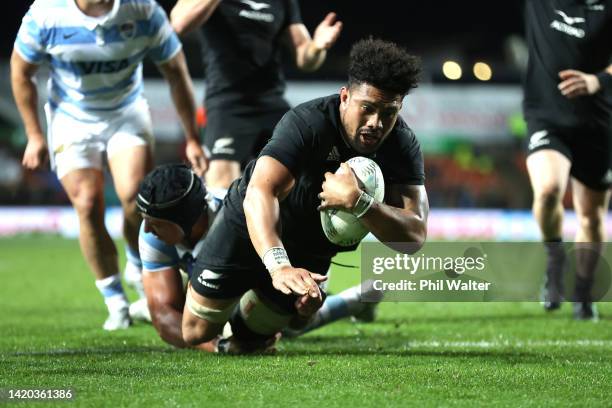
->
xmin=289 ymin=94 xmax=339 ymax=131
xmin=390 ymin=116 xmax=420 ymax=149
xmin=26 ymin=0 xmax=68 ymax=25
xmin=138 ymin=223 xmax=179 ymax=266
xmin=117 ymin=0 xmax=160 ymax=18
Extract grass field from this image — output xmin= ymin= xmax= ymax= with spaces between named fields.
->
xmin=1 ymin=235 xmax=611 ymax=407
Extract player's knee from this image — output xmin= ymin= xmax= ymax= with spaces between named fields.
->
xmin=231 ymin=290 xmax=293 ymax=341
xmin=182 ymin=289 xmax=236 ymax=345
xmin=534 ymin=184 xmax=563 ymax=209
xmin=71 ymin=191 xmax=103 ymax=220
xmin=577 ymin=213 xmax=603 ymax=237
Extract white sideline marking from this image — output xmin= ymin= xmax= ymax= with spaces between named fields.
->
xmin=404 ymin=340 xmax=612 ymax=348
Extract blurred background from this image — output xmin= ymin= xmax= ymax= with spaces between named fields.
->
xmin=0 ymin=1 xmax=597 ymax=240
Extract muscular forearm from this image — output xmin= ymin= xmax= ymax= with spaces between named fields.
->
xmin=11 ymin=69 xmax=43 ymax=141
xmin=297 ymin=42 xmax=326 ymax=72
xmin=163 ymin=61 xmax=199 ymax=143
xmin=360 ymin=202 xmax=427 ymax=247
xmin=244 ymin=185 xmax=284 ymax=257
xmin=171 ymin=0 xmax=221 ymax=35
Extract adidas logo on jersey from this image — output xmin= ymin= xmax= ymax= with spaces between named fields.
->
xmin=528 ymin=130 xmax=550 ymax=150
xmin=326 ymin=146 xmax=341 ymax=161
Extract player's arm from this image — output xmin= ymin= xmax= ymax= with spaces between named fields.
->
xmin=157 ymin=51 xmax=208 ymax=176
xmin=319 ymin=164 xmax=428 ymax=249
xmin=558 ymin=64 xmax=612 ymax=99
xmin=284 ymin=12 xmax=342 ymax=72
xmin=170 ymin=0 xmax=221 ymax=35
xmin=10 ymin=50 xmax=47 ymax=170
xmin=244 ymin=156 xmax=327 ymax=296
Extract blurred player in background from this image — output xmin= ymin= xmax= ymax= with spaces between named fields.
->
xmin=523 ymin=0 xmax=612 ymax=320
xmin=11 ymin=0 xmax=207 ymax=330
xmin=137 ymin=163 xmax=379 ymax=353
xmin=181 ymin=38 xmax=428 ymax=350
xmin=170 ymin=0 xmax=342 ymax=200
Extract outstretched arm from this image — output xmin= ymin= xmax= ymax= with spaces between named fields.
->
xmin=244 ymin=156 xmax=327 ymax=296
xmin=158 ymin=51 xmax=208 ymax=176
xmin=284 ymin=12 xmax=342 ymax=72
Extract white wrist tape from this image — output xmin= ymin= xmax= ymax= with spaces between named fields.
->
xmin=262 ymin=247 xmax=291 ymax=276
xmin=353 ymin=190 xmax=374 ymax=218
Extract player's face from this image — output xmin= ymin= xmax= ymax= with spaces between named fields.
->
xmin=339 ymin=83 xmax=403 ymax=154
xmin=142 ymin=216 xmax=184 ymax=245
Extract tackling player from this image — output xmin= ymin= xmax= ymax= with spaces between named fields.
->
xmin=182 ymin=38 xmax=429 ymax=348
xmin=136 ymin=163 xmax=380 ymax=353
xmin=11 ymin=0 xmax=207 ymax=330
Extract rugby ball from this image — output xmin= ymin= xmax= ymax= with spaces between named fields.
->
xmin=320 ymin=157 xmax=385 ymax=247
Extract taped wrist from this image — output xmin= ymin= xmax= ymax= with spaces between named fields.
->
xmin=352 ymin=190 xmax=374 ymax=218
xmin=262 ymin=247 xmax=291 ymax=276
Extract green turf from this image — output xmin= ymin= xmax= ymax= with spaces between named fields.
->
xmin=1 ymin=236 xmax=611 ymax=407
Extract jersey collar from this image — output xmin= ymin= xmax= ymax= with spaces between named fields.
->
xmin=69 ymin=0 xmax=121 ymax=30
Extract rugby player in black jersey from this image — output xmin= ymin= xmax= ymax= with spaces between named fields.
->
xmin=523 ymin=0 xmax=612 ymax=320
xmin=170 ymin=0 xmax=342 ymax=199
xmin=181 ymin=39 xmax=428 ymax=349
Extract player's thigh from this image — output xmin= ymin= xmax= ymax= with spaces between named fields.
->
xmin=48 ymin=108 xmax=106 ymax=181
xmin=142 ymin=268 xmax=186 ymax=317
xmin=526 ymin=149 xmax=571 ymax=197
xmin=108 ymin=144 xmax=153 ymax=205
xmin=182 ymin=284 xmax=240 ymax=343
xmin=106 ymin=99 xmax=154 ymax=204
xmin=205 ymin=159 xmax=241 ymax=187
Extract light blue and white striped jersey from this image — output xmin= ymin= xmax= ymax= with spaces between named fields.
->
xmin=14 ymin=0 xmax=181 ymax=122
xmin=138 ymin=196 xmax=222 ymax=277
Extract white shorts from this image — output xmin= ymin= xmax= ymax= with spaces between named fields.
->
xmin=46 ymin=99 xmax=154 ymax=179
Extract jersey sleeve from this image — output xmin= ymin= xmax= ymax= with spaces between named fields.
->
xmin=399 ymin=128 xmax=425 ymax=185
xmin=14 ymin=6 xmax=47 ymax=64
xmin=138 ymin=224 xmax=180 ymax=272
xmin=146 ymin=2 xmax=182 ymax=64
xmin=284 ymin=0 xmax=303 ymax=28
xmin=258 ymin=109 xmax=316 ymax=178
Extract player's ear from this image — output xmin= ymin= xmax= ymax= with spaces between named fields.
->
xmin=340 ymin=86 xmax=349 ymax=109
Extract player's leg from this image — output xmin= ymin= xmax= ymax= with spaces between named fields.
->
xmin=570 ymin=179 xmax=610 ymax=320
xmin=108 ymin=144 xmax=152 ymax=297
xmin=50 ymin=109 xmax=130 ymax=330
xmin=60 ymin=169 xmax=131 ymax=329
xmin=283 ymin=279 xmax=384 ymax=337
xmin=526 ymin=147 xmax=571 ymax=310
xmin=142 ymin=268 xmax=215 ymax=351
xmin=205 ymin=159 xmax=241 ymax=192
xmin=182 ymin=283 xmax=240 ymax=345
xmin=106 ymin=101 xmax=155 ymax=304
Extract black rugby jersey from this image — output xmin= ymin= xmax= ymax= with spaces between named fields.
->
xmin=523 ymin=0 xmax=612 ymax=128
xmin=200 ymin=0 xmax=301 ymax=112
xmin=223 ymin=94 xmax=425 ymax=257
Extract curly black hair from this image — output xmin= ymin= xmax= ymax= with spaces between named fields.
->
xmin=348 ymin=38 xmax=421 ymax=95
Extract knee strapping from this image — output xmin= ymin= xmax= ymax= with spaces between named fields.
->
xmin=186 ymin=288 xmax=237 ymax=324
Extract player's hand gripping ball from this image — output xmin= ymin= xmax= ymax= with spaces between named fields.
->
xmin=320 ymin=157 xmax=384 ymax=246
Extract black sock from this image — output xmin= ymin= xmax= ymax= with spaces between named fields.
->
xmin=544 ymin=238 xmax=566 ymax=299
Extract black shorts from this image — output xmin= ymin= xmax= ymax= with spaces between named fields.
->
xmin=526 ymin=120 xmax=612 ymax=191
xmin=191 ymin=207 xmax=332 ymax=314
xmin=203 ymin=107 xmax=289 ymax=167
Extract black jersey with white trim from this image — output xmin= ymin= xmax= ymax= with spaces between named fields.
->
xmin=223 ymin=94 xmax=425 ymax=257
xmin=523 ymin=0 xmax=612 ymax=128
xmin=199 ymin=0 xmax=301 ymax=112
